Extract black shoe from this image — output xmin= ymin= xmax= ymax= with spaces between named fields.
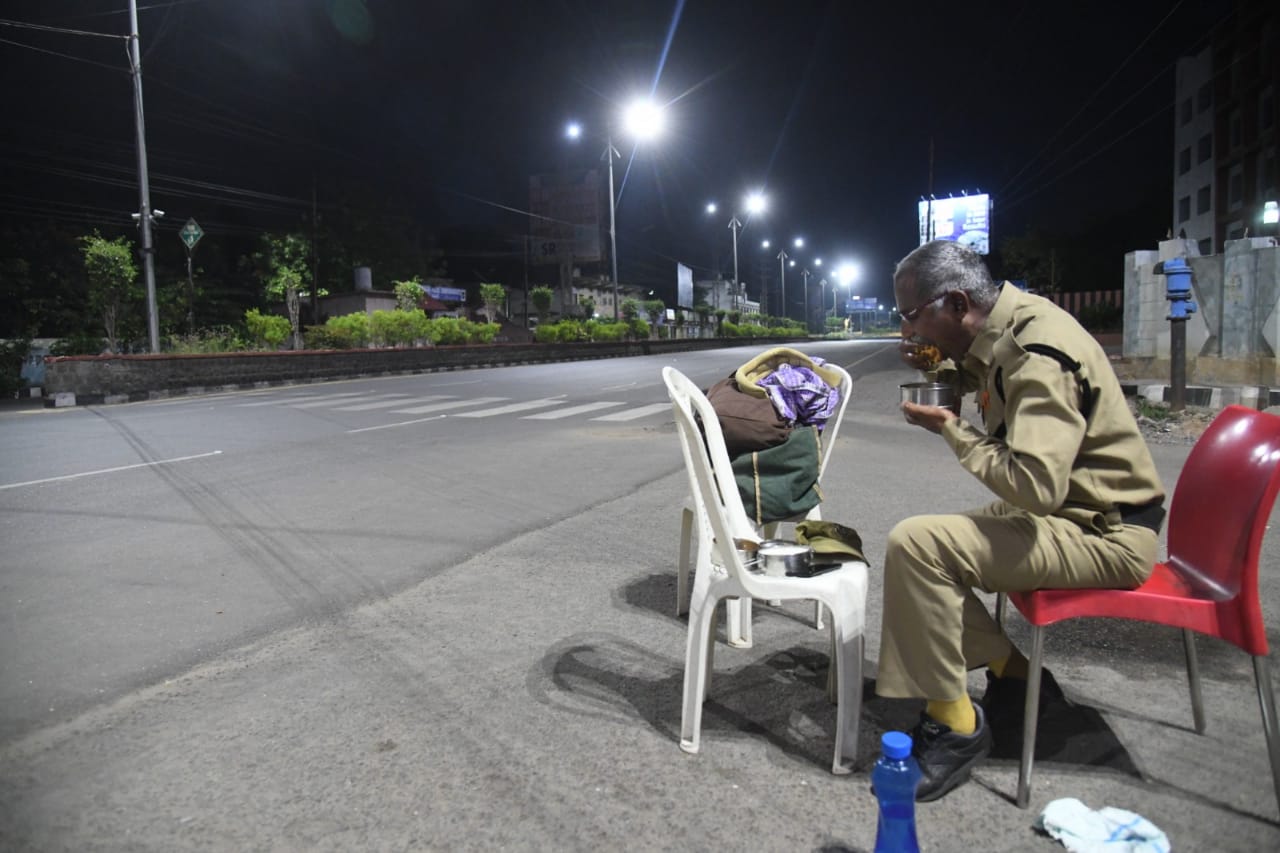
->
xmin=980 ymin=668 xmax=1067 ymax=733
xmin=910 ymin=703 xmax=993 ymax=802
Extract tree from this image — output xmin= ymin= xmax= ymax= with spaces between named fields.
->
xmin=393 ymin=278 xmax=423 ymax=311
xmin=620 ymin=298 xmax=640 ymax=322
xmin=80 ymin=233 xmax=140 ymax=353
xmin=530 ymin=285 xmax=554 ymax=323
xmin=259 ymin=233 xmax=311 ymax=348
xmin=694 ymin=303 xmax=711 ymax=337
xmin=479 ymin=283 xmax=506 ymax=323
xmin=643 ymin=298 xmax=665 ymax=339
xmin=577 ymin=293 xmax=596 ymax=319
xmin=998 ymin=231 xmax=1061 ymax=293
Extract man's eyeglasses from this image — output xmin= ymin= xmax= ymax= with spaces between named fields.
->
xmin=898 ymin=292 xmax=946 ymax=324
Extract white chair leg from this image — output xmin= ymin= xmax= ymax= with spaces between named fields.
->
xmin=1016 ymin=625 xmax=1047 ymax=809
xmin=814 ymin=601 xmax=825 ymax=630
xmin=1182 ymin=629 xmax=1206 ymax=734
xmin=726 ymin=597 xmax=753 ymax=648
xmin=732 ymin=591 xmax=747 ymax=645
xmin=995 ymin=592 xmax=1007 ymax=630
xmin=681 ymin=592 xmax=719 ymax=754
xmin=676 ymin=506 xmax=694 ymax=617
xmin=1251 ymin=655 xmax=1280 ymax=819
xmin=828 ymin=603 xmax=864 ymax=774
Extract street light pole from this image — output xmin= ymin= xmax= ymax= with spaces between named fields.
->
xmin=777 ymin=249 xmax=788 ymax=318
xmin=127 ymin=0 xmax=160 ymax=353
xmin=801 ymin=267 xmax=811 ymax=330
xmin=604 ymin=134 xmax=620 ymax=320
xmin=729 ymin=216 xmax=741 ymax=314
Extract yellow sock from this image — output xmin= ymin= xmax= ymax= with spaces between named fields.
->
xmin=924 ymin=695 xmax=976 ymax=735
xmin=988 ymin=650 xmax=1029 ymax=680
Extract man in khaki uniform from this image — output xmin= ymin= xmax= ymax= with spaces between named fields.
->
xmin=880 ymin=240 xmax=1165 ymax=801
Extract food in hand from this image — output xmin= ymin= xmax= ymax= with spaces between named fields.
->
xmin=915 ymin=343 xmax=942 ymax=369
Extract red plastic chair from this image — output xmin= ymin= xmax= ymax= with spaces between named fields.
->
xmin=995 ymin=404 xmax=1280 ymax=812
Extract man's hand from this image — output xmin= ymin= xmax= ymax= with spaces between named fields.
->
xmin=901 ymin=401 xmax=956 ymax=434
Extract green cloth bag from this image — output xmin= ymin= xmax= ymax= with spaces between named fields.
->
xmin=731 ymin=425 xmax=823 ymax=524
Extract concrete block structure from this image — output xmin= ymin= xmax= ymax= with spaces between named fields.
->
xmin=1125 ymin=237 xmax=1280 ymax=385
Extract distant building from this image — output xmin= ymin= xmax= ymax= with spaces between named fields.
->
xmin=1173 ymin=0 xmax=1278 ymax=254
xmin=528 ymin=169 xmax=610 ymax=308
xmin=695 ymin=276 xmax=754 ymax=314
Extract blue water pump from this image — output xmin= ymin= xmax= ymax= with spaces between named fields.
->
xmin=1155 ymin=256 xmax=1197 ymax=411
xmin=1161 ymin=256 xmax=1197 ymax=320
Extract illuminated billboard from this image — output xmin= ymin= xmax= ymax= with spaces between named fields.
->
xmin=917 ymin=194 xmax=991 ymax=255
xmin=676 ymin=263 xmax=693 ymax=309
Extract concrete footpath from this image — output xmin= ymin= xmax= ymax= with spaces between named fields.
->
xmin=1 ymin=410 xmax=1278 ymax=852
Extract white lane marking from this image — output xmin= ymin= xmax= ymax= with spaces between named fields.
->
xmin=454 ymin=399 xmax=565 ymax=418
xmin=288 ymin=393 xmax=378 ymax=409
xmin=236 ymin=394 xmax=327 ymax=407
xmin=0 ymin=451 xmax=224 ymax=491
xmin=522 ymin=401 xmax=626 ymax=420
xmin=390 ymin=397 xmax=506 ymax=415
xmin=591 ymin=403 xmax=671 ymax=422
xmin=599 ymin=382 xmax=637 ymax=392
xmin=347 ymin=415 xmax=447 ymax=434
xmin=334 ymin=395 xmax=448 ymax=411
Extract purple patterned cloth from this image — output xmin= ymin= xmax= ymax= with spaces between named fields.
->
xmin=757 ymin=362 xmax=840 ymax=430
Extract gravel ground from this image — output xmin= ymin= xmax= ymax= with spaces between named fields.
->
xmin=1128 ymin=397 xmax=1218 ymax=445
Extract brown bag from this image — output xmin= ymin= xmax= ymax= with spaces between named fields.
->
xmin=705 ymin=375 xmax=792 ymax=457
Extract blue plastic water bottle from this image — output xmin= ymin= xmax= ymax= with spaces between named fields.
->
xmin=872 ymin=731 xmax=922 ymax=853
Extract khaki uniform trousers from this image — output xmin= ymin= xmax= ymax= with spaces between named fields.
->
xmin=875 ymin=500 xmax=1159 ymax=700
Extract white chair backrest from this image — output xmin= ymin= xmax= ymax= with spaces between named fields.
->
xmin=663 ymin=367 xmax=759 ymax=578
xmin=817 ymin=364 xmax=852 ymax=480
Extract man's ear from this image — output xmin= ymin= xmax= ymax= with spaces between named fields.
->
xmin=950 ymin=290 xmax=969 ymax=315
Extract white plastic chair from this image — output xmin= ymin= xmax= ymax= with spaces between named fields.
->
xmin=675 ymin=361 xmax=853 ymax=645
xmin=664 ymin=366 xmax=869 ymax=774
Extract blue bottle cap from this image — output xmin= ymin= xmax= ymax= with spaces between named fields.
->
xmin=881 ymin=730 xmax=912 ymax=760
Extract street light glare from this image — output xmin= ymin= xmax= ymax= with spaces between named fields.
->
xmin=622 ymin=98 xmax=665 ymax=141
xmin=794 ymin=237 xmax=804 ymax=248
xmin=745 ymin=192 xmax=766 ymax=215
xmin=761 ymin=239 xmax=771 ymax=249
xmin=835 ymin=262 xmax=861 ymax=286
xmin=814 ymin=258 xmax=823 ymax=266
xmin=789 ymin=259 xmax=796 ymax=267
xmin=706 ymin=202 xmax=717 ymax=215
xmin=565 ymin=121 xmax=582 ymax=140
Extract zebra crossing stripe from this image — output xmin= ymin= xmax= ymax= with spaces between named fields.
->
xmin=454 ymin=399 xmax=566 ymax=418
xmin=335 ymin=395 xmax=450 ymax=411
xmin=236 ymin=394 xmax=328 ymax=407
xmin=522 ymin=401 xmax=625 ymax=420
xmin=289 ymin=393 xmax=379 ymax=409
xmin=591 ymin=403 xmax=671 ymax=422
xmin=390 ymin=397 xmax=507 ymax=415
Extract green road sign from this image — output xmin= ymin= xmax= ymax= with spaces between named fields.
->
xmin=179 ymin=218 xmax=204 ymax=250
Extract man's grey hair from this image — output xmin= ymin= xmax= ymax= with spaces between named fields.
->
xmin=894 ymin=240 xmax=1000 ymax=311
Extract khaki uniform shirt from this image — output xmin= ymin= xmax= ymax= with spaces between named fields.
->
xmin=937 ymin=284 xmax=1164 ymax=533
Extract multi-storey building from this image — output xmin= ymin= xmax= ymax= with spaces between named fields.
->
xmin=1173 ymin=0 xmax=1278 ymax=254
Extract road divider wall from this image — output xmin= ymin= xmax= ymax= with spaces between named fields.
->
xmin=42 ymin=338 xmax=797 ymax=406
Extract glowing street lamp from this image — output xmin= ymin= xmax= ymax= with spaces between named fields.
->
xmin=728 ymin=191 xmax=765 ymax=315
xmin=834 ymin=262 xmax=861 ymax=317
xmin=565 ymin=98 xmax=666 ymax=319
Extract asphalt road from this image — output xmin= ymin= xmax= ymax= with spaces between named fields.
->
xmin=0 ymin=341 xmax=896 ymax=742
xmin=2 ymin=340 xmax=1277 ymax=852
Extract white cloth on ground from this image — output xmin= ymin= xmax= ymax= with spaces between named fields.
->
xmin=1036 ymin=798 xmax=1170 ymax=853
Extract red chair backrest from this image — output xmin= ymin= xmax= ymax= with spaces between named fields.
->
xmin=1166 ymin=405 xmax=1280 ymax=644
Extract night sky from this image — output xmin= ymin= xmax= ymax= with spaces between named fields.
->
xmin=1 ymin=0 xmax=1234 ymax=307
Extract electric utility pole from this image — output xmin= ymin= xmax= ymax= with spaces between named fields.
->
xmin=128 ymin=0 xmax=160 ymax=352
